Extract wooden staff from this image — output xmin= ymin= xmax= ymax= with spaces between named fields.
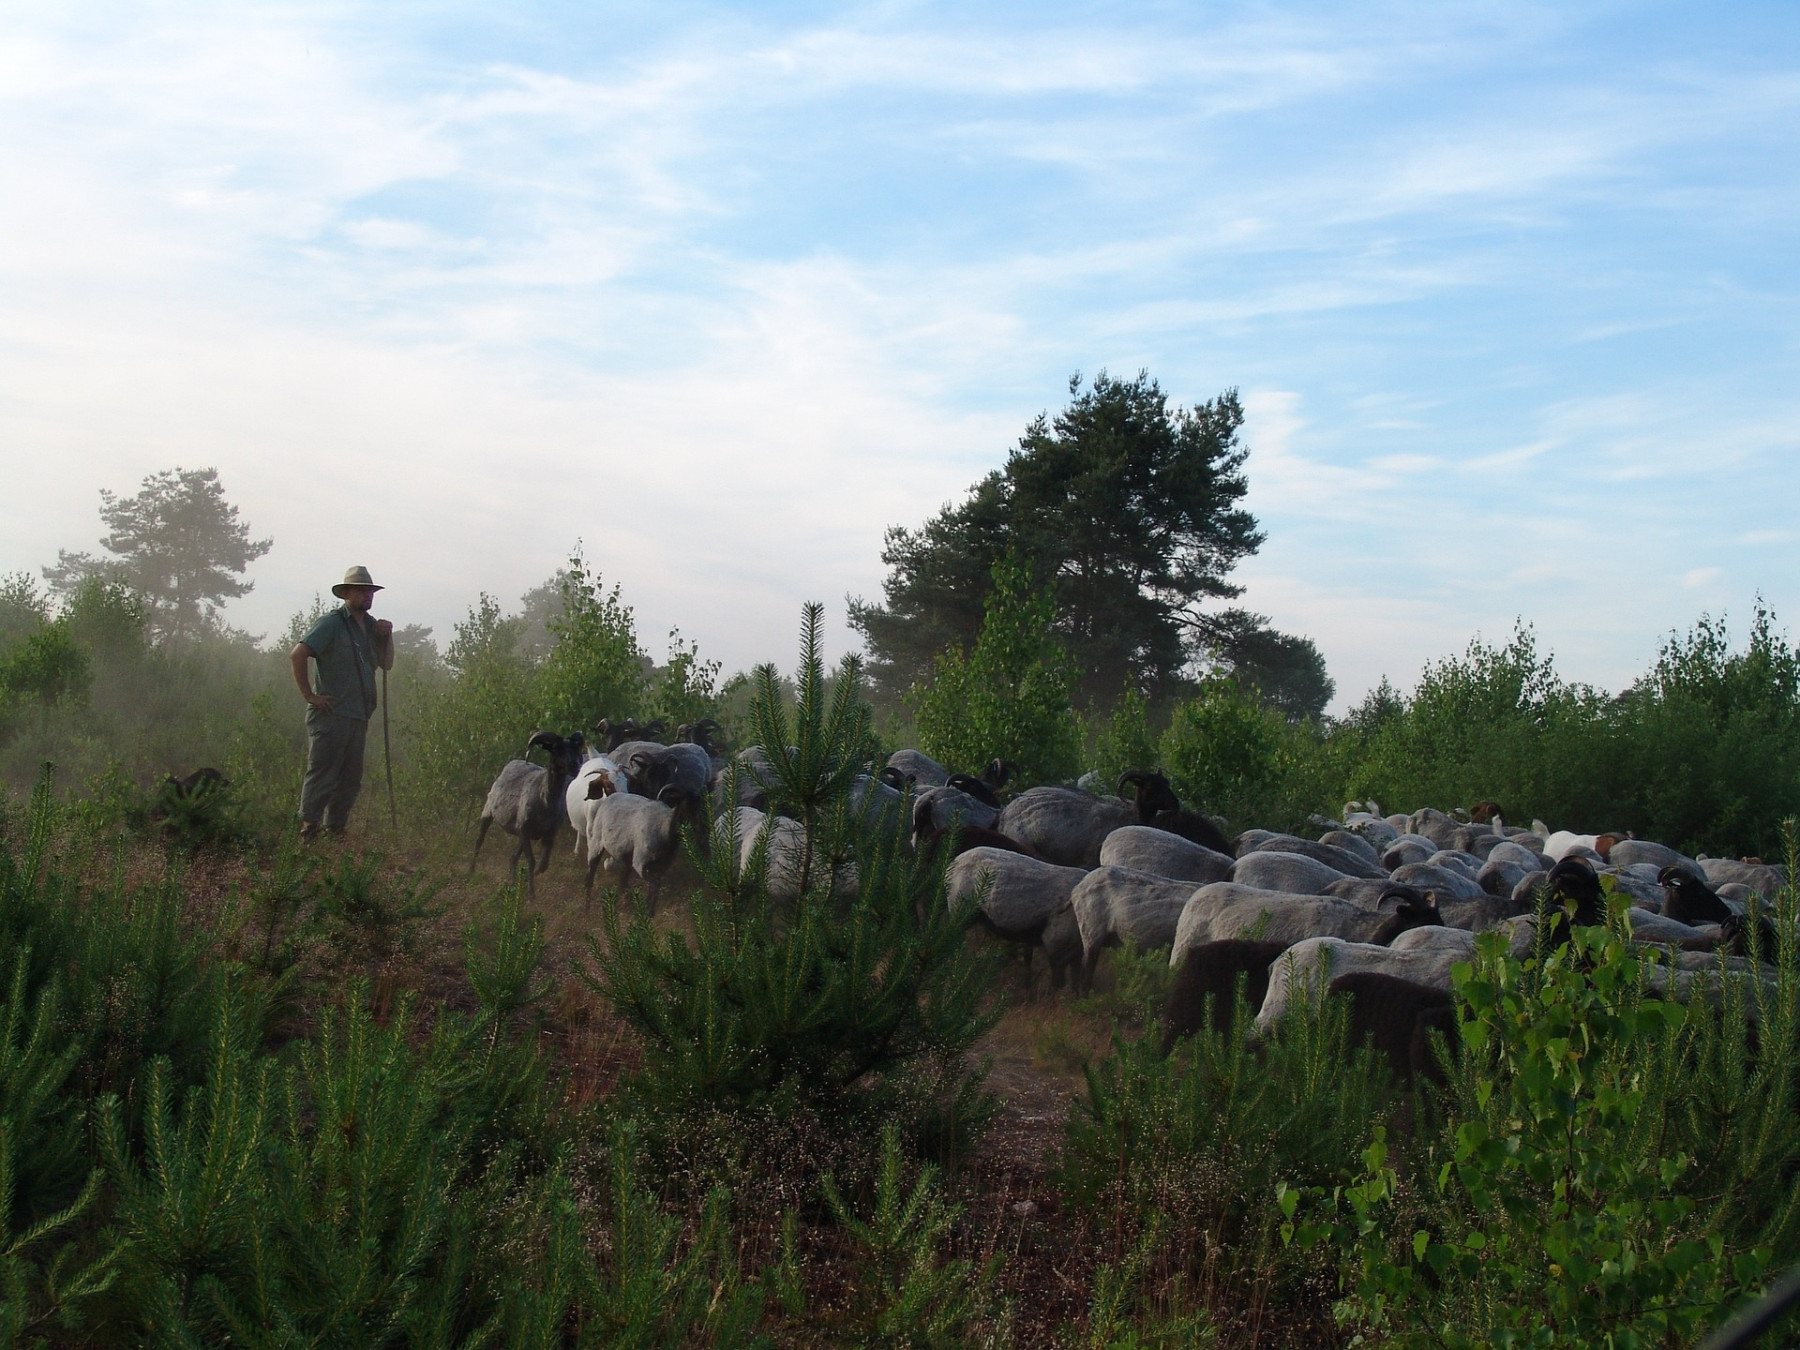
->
xmin=382 ymin=665 xmax=397 ymax=830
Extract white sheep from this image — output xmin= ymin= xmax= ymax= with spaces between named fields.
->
xmin=566 ymin=751 xmax=628 ymax=859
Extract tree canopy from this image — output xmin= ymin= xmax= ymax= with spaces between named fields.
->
xmin=850 ymin=370 xmax=1269 ymax=706
xmin=45 ymin=466 xmax=271 ymax=642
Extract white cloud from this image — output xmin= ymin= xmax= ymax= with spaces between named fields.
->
xmin=0 ymin=0 xmax=1796 ymax=710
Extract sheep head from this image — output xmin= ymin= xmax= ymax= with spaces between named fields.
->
xmin=981 ymin=758 xmax=1018 ymax=788
xmin=680 ymin=717 xmax=724 ymax=751
xmin=1371 ymin=886 xmax=1442 ymax=945
xmin=946 ymin=773 xmax=1001 ymax=809
xmin=528 ymin=730 xmax=583 ymax=782
xmin=1544 ymin=857 xmax=1605 ymax=929
xmin=878 ymin=765 xmax=914 ymax=792
xmin=1117 ymin=770 xmax=1180 ymax=820
xmin=1721 ymin=909 xmax=1780 ymax=960
xmin=910 ymin=793 xmax=938 ymax=842
xmin=1658 ymin=864 xmax=1731 ymax=925
xmin=586 ymin=775 xmax=618 ymax=800
xmin=597 ymin=718 xmax=643 ymax=752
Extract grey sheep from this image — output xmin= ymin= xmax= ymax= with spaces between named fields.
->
xmin=472 ymin=731 xmax=585 ymax=896
xmin=1247 ymin=833 xmax=1388 ymax=881
xmin=1319 ymin=830 xmax=1385 ymax=868
xmin=1609 ymin=839 xmax=1697 ymax=873
xmin=885 ymin=748 xmax=951 ymax=788
xmin=1699 ymin=867 xmax=1785 ymax=900
xmin=1169 ymin=883 xmax=1442 ymax=970
xmin=1098 ymin=826 xmax=1233 ymax=885
xmin=612 ymin=740 xmax=712 ymax=801
xmin=1699 ymin=858 xmax=1787 ymax=897
xmin=1230 ymin=851 xmax=1350 ymax=896
xmin=1071 ymin=867 xmax=1204 ymax=992
xmin=1256 ymin=926 xmax=1478 ymax=1032
xmin=912 ymin=784 xmax=1000 ymax=834
xmin=1388 ymin=861 xmax=1486 ymax=902
xmin=946 ymin=847 xmax=1088 ymax=988
xmin=1382 ymin=838 xmax=1436 ymax=870
xmin=998 ymin=786 xmax=1135 ymax=867
xmin=715 ymin=805 xmax=855 ymax=902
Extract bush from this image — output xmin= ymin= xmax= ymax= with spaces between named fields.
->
xmin=1158 ymin=674 xmax=1333 ymax=832
xmin=1282 ymin=860 xmax=1800 ymax=1347
xmin=909 ymin=552 xmax=1084 ymax=787
xmin=535 ymin=548 xmax=644 ymax=734
xmin=1062 ymin=981 xmax=1393 ymax=1326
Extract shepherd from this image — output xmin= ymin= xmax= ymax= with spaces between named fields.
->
xmin=289 ymin=566 xmax=395 ymax=840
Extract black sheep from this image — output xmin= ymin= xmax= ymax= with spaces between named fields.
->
xmin=1539 ymin=856 xmax=1607 ymax=949
xmin=1720 ymin=910 xmax=1782 ymax=963
xmin=1369 ymin=888 xmax=1444 ymax=945
xmin=1162 ymin=939 xmax=1290 ymax=1045
xmin=1117 ymin=769 xmax=1232 ymax=856
xmin=1328 ymin=971 xmax=1457 ymax=1084
xmin=1658 ymin=864 xmax=1733 ymax=926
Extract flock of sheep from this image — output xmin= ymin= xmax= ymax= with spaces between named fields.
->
xmin=471 ymin=721 xmax=1791 ymax=1080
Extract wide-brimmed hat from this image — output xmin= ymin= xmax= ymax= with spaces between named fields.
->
xmin=331 ymin=565 xmax=385 ymax=598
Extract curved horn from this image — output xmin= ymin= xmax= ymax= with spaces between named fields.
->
xmin=1116 ymin=769 xmax=1149 ymax=795
xmin=527 ymin=730 xmax=562 ymax=753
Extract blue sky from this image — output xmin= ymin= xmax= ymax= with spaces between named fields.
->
xmin=3 ymin=2 xmax=1796 ymax=708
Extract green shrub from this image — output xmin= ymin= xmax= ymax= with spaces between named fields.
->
xmin=313 ymin=850 xmax=447 ymax=967
xmin=535 ymin=548 xmax=644 ymax=734
xmin=1062 ymin=983 xmax=1392 ymax=1319
xmin=909 ymin=552 xmax=1084 ymax=787
xmin=1087 ymin=686 xmax=1159 ymax=790
xmin=1282 ymin=862 xmax=1800 ymax=1347
xmin=398 ymin=592 xmax=537 ymax=829
xmin=1158 ymin=674 xmax=1332 ymax=832
xmin=820 ymin=1121 xmax=1003 ymax=1345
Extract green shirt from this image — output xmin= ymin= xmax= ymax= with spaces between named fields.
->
xmin=301 ymin=605 xmax=380 ymax=721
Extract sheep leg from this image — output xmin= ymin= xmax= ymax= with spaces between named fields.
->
xmin=471 ymin=817 xmax=493 ymax=872
xmin=1078 ymin=942 xmax=1105 ymax=997
xmin=1021 ymin=944 xmax=1036 ymax=1000
xmin=511 ymin=836 xmax=538 ymax=897
xmin=585 ymin=853 xmax=603 ymax=908
xmin=538 ymin=823 xmax=556 ymax=874
xmin=644 ymin=871 xmax=660 ymax=917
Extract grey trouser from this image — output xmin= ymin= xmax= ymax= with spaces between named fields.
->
xmin=300 ymin=710 xmax=369 ymax=831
